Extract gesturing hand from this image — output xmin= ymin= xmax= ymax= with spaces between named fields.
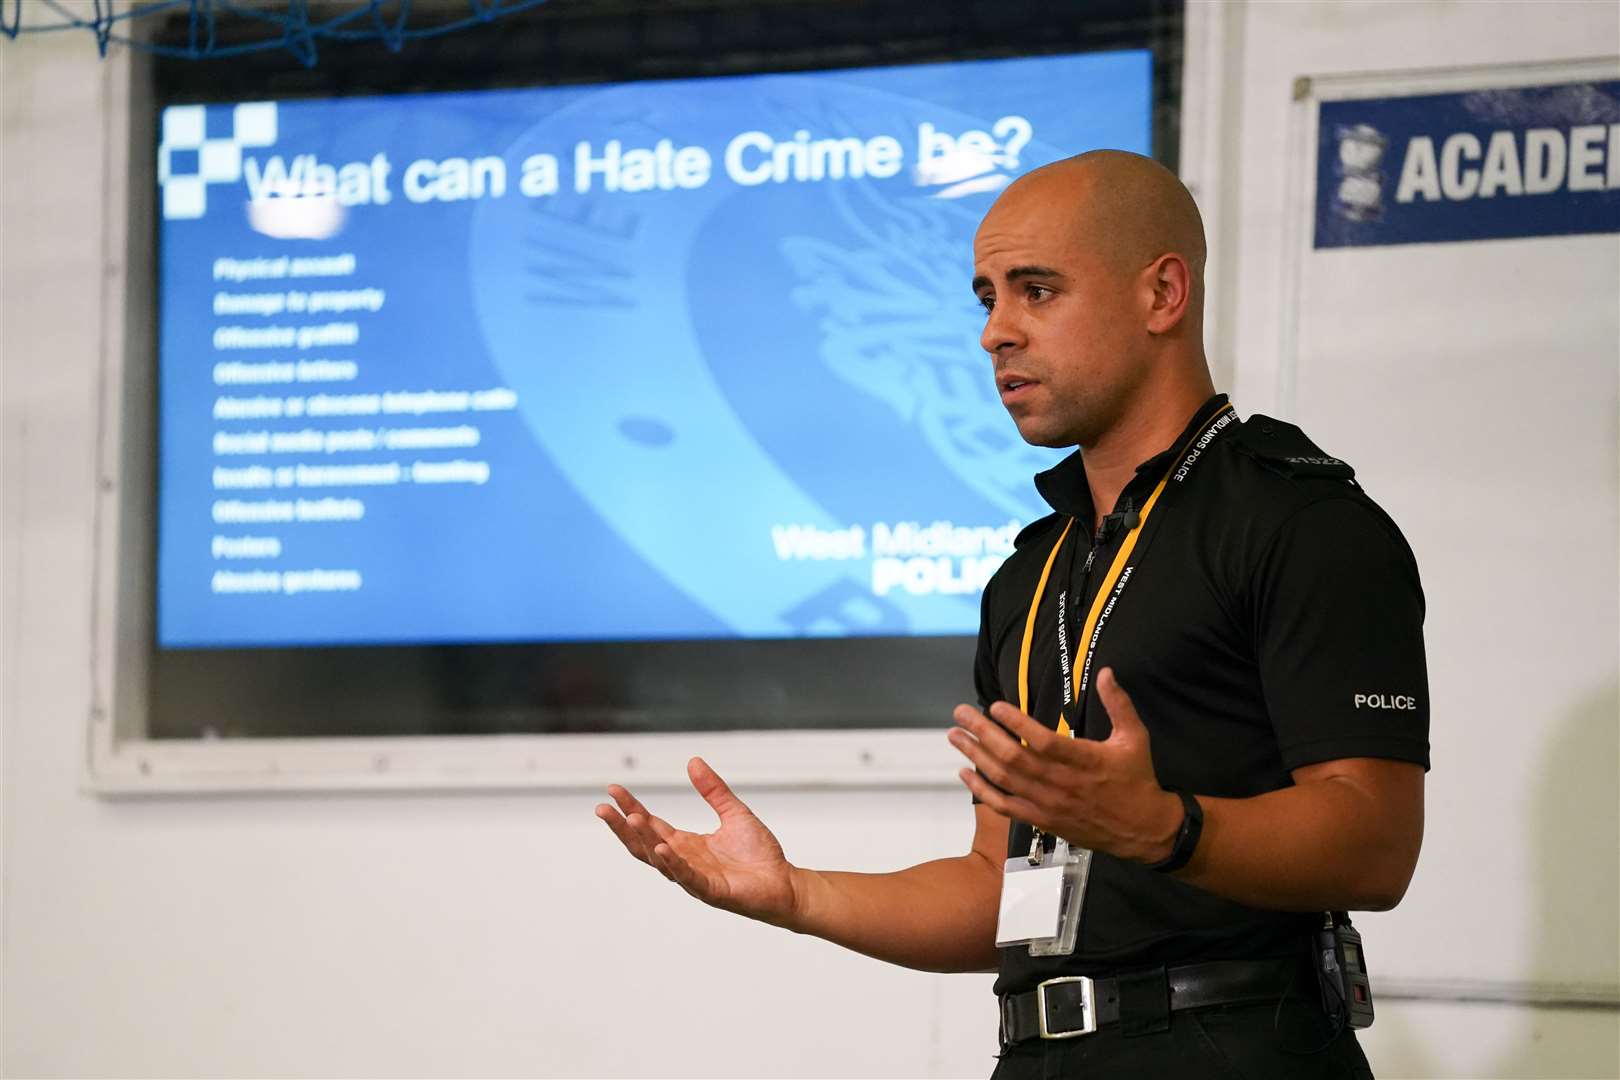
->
xmin=596 ymin=756 xmax=801 ymax=926
xmin=947 ymin=667 xmax=1183 ymax=864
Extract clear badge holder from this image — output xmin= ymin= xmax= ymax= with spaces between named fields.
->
xmin=994 ymin=835 xmax=1092 ymax=956
xmin=1028 ymin=838 xmax=1090 ymax=956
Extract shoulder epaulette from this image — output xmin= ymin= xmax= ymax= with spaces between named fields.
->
xmin=1232 ymin=415 xmax=1356 ymax=481
xmin=1013 ymin=511 xmax=1064 ymax=549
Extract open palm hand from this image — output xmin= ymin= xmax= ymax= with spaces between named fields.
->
xmin=597 ymin=757 xmax=800 ymax=926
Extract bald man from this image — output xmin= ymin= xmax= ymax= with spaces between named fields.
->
xmin=599 ymin=151 xmax=1427 ymax=1078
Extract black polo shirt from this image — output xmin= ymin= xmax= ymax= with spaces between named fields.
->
xmin=973 ymin=394 xmax=1430 ymax=995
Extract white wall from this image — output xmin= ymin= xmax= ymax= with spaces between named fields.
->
xmin=3 ymin=3 xmax=1617 ymax=1078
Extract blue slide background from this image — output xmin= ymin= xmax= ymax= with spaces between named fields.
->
xmin=158 ymin=51 xmax=1152 ymax=647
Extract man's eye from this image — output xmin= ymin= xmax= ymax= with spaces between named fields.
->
xmin=1026 ymin=284 xmax=1052 ymax=300
xmin=977 ymin=294 xmax=995 ymax=312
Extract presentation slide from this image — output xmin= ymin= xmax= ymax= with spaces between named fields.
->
xmin=157 ymin=50 xmax=1153 ymax=647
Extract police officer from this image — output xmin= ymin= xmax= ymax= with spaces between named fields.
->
xmin=597 ymin=150 xmax=1427 ymax=1078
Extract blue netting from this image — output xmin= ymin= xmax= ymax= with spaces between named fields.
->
xmin=1 ymin=0 xmax=554 ymax=68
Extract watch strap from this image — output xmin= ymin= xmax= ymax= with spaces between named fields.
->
xmin=1149 ymin=788 xmax=1203 ymax=874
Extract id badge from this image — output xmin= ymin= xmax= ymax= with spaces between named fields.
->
xmin=994 ymin=837 xmax=1091 ymax=955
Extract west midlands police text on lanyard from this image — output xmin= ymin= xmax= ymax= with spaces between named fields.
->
xmin=995 ymin=404 xmax=1238 ymax=957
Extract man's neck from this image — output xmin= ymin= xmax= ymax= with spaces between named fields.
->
xmin=1081 ymin=380 xmax=1215 ymax=533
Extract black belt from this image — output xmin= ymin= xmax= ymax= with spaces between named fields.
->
xmin=998 ymin=956 xmax=1306 ymax=1045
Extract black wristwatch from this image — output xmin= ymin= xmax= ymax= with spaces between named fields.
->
xmin=1148 ymin=788 xmax=1203 ymax=874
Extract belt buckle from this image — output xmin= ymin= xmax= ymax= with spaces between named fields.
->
xmin=1036 ymin=975 xmax=1097 ymax=1039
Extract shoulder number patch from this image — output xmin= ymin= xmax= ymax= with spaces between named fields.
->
xmin=1233 ymin=415 xmax=1357 ymax=481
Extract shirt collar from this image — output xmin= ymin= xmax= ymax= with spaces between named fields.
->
xmin=1033 ymin=393 xmax=1232 ymax=520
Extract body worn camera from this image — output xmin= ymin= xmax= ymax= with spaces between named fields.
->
xmin=1316 ymin=912 xmax=1375 ymax=1029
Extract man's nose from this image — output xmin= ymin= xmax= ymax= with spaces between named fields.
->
xmin=980 ymin=301 xmax=1026 ymax=356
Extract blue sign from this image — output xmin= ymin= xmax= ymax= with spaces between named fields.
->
xmin=155 ymin=51 xmax=1153 ymax=648
xmin=1315 ymin=80 xmax=1620 ymax=248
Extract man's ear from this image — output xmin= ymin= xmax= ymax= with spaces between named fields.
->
xmin=1144 ymin=253 xmax=1192 ymax=336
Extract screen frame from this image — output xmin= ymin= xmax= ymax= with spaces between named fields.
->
xmin=89 ymin=2 xmax=1215 ymax=795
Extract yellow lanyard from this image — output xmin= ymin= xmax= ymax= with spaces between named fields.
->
xmin=1016 ymin=406 xmax=1237 ymax=736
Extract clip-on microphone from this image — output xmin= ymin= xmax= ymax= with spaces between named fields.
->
xmin=1098 ymin=502 xmax=1140 ymax=541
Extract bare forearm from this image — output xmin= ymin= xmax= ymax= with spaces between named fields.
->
xmin=786 ymin=855 xmax=1002 ymax=973
xmin=1170 ymin=773 xmax=1423 ymax=912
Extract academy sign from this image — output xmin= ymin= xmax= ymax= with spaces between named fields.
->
xmin=1314 ymin=79 xmax=1620 ymax=248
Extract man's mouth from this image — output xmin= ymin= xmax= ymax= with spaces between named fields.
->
xmin=998 ymin=373 xmax=1037 ymax=397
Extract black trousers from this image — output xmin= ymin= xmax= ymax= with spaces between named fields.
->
xmin=989 ymin=998 xmax=1376 ymax=1079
